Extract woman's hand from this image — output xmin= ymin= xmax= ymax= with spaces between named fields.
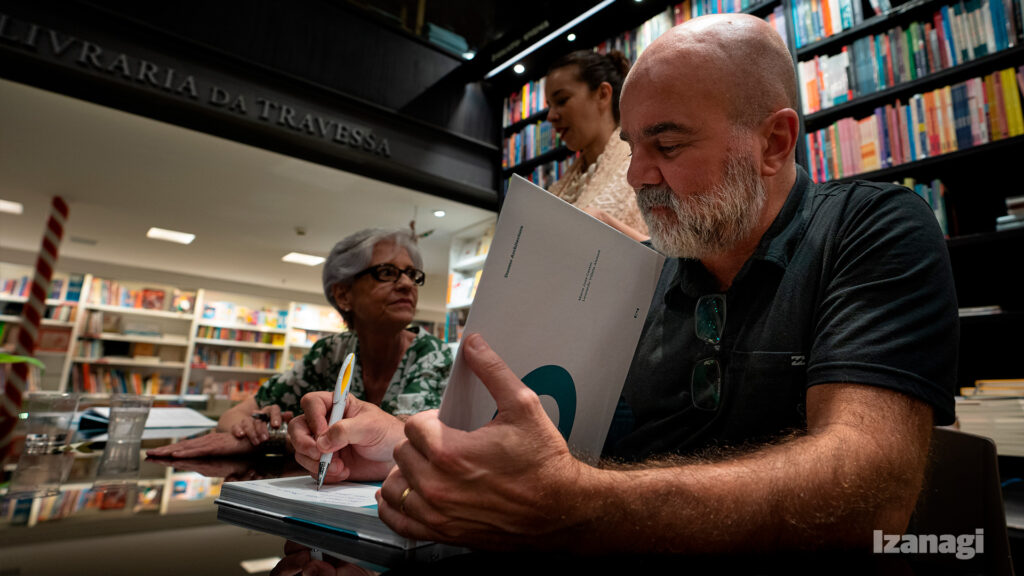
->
xmin=146 ymin=431 xmax=255 ymax=459
xmin=231 ymin=404 xmax=294 ymax=447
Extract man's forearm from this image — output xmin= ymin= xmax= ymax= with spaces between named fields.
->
xmin=560 ymin=386 xmax=933 ymax=555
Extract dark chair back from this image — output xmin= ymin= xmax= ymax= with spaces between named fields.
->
xmin=906 ymin=426 xmax=1014 ymax=575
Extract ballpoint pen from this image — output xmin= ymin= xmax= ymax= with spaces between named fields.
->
xmin=317 ymin=352 xmax=355 ymax=490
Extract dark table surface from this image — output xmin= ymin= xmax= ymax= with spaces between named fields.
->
xmin=2 ymin=434 xmax=1019 ymax=576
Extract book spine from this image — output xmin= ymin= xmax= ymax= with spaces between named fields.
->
xmin=941 ymin=5 xmax=958 ymax=66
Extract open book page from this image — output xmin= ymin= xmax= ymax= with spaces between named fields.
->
xmin=439 ymin=175 xmax=665 ymax=462
xmin=236 ymin=476 xmax=379 ymax=510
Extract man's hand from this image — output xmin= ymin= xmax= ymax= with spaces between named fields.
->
xmin=289 ymin=392 xmax=405 ymax=483
xmin=146 ymin=431 xmax=255 ymax=459
xmin=376 ymin=333 xmax=586 ymax=550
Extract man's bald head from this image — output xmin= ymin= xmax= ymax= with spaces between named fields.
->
xmin=623 ymin=14 xmax=797 ymax=129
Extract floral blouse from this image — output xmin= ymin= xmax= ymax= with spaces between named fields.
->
xmin=254 ymin=327 xmax=452 ymax=416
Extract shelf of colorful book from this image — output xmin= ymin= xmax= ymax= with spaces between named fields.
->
xmin=191 ymin=364 xmax=280 ymax=375
xmin=803 ymin=70 xmax=1024 ymax=183
xmin=501 ymin=145 xmax=572 ymax=177
xmin=80 ymin=332 xmax=189 ymax=345
xmin=802 ymin=45 xmax=1024 ymax=128
xmin=72 ymin=357 xmax=187 ymax=369
xmin=0 ymin=317 xmax=76 ymax=329
xmin=193 ymin=338 xmax=284 ymax=351
xmin=503 ymin=108 xmax=551 ymax=136
xmin=817 ymin=132 xmax=1024 ymax=185
xmin=83 ymin=303 xmax=195 ymax=321
xmin=194 ymin=321 xmax=287 ymax=334
xmin=797 ymin=0 xmax=1019 ymax=55
xmin=70 ymin=365 xmax=182 ymax=395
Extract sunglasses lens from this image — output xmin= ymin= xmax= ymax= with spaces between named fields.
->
xmin=695 ymin=294 xmax=726 ymax=344
xmin=691 ymin=357 xmax=721 ymax=411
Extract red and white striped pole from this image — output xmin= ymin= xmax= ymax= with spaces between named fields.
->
xmin=1 ymin=196 xmax=69 ymax=456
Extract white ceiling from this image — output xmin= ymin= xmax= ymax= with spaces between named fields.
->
xmin=0 ymin=78 xmax=497 ymax=306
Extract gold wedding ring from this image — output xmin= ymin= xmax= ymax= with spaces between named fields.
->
xmin=399 ymin=487 xmax=412 ymax=513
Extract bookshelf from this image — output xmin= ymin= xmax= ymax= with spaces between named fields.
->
xmin=66 ymin=275 xmax=201 ymax=400
xmin=1 ymin=263 xmax=85 ymax=392
xmin=444 ymin=218 xmax=497 ymax=347
xmin=0 ymin=266 xmax=356 ymax=409
xmin=283 ymin=301 xmax=346 ymax=371
xmin=791 ymin=0 xmax=1024 ymax=408
xmin=188 ymin=290 xmax=289 ymax=402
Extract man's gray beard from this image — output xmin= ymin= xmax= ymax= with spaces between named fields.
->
xmin=636 ymin=153 xmax=767 ymax=259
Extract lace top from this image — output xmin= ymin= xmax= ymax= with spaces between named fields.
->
xmin=548 ymin=128 xmax=649 ymax=236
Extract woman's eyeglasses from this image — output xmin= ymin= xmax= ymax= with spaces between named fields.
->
xmin=692 ymin=293 xmax=725 ymax=411
xmin=354 ymin=263 xmax=426 ymax=286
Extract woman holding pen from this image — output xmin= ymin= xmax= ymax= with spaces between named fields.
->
xmin=148 ymin=228 xmax=452 ymax=459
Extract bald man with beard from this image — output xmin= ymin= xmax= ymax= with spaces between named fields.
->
xmin=366 ymin=14 xmax=957 ymax=556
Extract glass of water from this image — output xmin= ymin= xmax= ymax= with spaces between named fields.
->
xmin=94 ymin=395 xmax=153 ymax=490
xmin=105 ymin=395 xmax=153 ymax=442
xmin=4 ymin=391 xmax=80 ymax=499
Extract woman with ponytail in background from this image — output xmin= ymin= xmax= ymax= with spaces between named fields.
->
xmin=544 ymin=50 xmax=649 ymax=242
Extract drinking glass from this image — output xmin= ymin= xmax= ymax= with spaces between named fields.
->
xmin=5 ymin=391 xmax=80 ymax=499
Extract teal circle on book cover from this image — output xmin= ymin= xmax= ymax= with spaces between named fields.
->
xmin=494 ymin=365 xmax=577 ymax=440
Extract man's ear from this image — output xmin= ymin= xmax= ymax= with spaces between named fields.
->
xmin=332 ymin=283 xmax=352 ymax=313
xmin=760 ymin=108 xmax=799 ymax=177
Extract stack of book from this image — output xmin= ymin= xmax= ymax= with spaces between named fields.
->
xmin=997 ymin=195 xmax=1024 ymax=231
xmin=957 ymin=379 xmax=1024 ymax=456
xmin=217 ymin=476 xmax=422 ymax=549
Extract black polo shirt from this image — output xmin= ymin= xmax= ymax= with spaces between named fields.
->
xmin=604 ymin=166 xmax=958 ymax=460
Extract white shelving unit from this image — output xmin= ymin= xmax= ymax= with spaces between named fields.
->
xmin=444 ymin=217 xmax=496 ymax=347
xmin=61 ymin=274 xmax=202 ymax=398
xmin=0 ymin=266 xmax=368 ymax=408
xmin=283 ymin=301 xmax=346 ymax=371
xmin=1 ymin=264 xmax=85 ymax=392
xmin=188 ymin=290 xmax=289 ymax=401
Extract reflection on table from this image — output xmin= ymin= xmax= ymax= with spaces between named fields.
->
xmin=0 ymin=433 xmax=301 ymax=576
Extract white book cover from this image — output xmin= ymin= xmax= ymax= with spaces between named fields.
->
xmin=438 ymin=175 xmax=665 ymax=463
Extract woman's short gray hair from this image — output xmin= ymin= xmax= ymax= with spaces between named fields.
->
xmin=321 ymin=228 xmax=423 ymax=326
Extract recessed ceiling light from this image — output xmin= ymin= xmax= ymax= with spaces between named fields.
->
xmin=282 ymin=252 xmax=325 ymax=266
xmin=567 ymin=33 xmax=577 ymax=42
xmin=462 ymin=51 xmax=476 ymax=60
xmin=0 ymin=199 xmax=24 ymax=215
xmin=513 ymin=63 xmax=525 ymax=74
xmin=146 ymin=227 xmax=195 ymax=245
xmin=433 ymin=210 xmax=447 ymax=218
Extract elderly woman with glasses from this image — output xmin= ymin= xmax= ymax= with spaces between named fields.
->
xmin=149 ymin=228 xmax=452 ymax=459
